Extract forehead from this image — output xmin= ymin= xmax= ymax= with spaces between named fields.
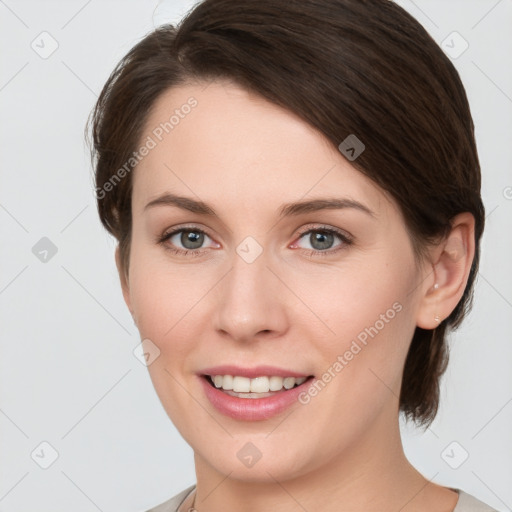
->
xmin=132 ymin=80 xmax=392 ymax=217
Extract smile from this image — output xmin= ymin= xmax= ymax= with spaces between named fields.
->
xmin=199 ymin=373 xmax=315 ymax=421
xmin=207 ymin=374 xmax=308 ymax=396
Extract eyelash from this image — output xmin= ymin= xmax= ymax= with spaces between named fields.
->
xmin=157 ymin=224 xmax=353 ymax=258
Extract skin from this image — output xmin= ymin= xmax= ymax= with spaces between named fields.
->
xmin=116 ymin=79 xmax=475 ymax=512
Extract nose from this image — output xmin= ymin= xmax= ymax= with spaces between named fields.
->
xmin=212 ymin=242 xmax=290 ymax=343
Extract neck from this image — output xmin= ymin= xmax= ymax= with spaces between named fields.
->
xmin=188 ymin=411 xmax=455 ymax=512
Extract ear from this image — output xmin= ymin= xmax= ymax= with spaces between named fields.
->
xmin=115 ymin=246 xmax=134 ymax=320
xmin=416 ymin=212 xmax=476 ymax=329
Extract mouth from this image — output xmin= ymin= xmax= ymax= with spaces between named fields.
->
xmin=198 ymin=365 xmax=316 ymax=420
xmin=202 ymin=374 xmax=314 ymax=399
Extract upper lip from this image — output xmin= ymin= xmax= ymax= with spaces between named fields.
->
xmin=199 ymin=365 xmax=312 ymax=379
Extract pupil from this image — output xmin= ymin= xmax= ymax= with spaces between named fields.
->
xmin=311 ymin=231 xmax=333 ymax=250
xmin=182 ymin=230 xmax=204 ymax=249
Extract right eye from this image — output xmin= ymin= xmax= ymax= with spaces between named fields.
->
xmin=158 ymin=226 xmax=220 ymax=256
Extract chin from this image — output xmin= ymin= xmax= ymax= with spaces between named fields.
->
xmin=192 ymin=434 xmax=319 ymax=483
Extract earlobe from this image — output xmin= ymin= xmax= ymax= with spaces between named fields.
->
xmin=115 ymin=246 xmax=134 ymax=319
xmin=416 ymin=213 xmax=475 ymax=330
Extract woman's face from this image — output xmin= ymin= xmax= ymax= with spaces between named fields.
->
xmin=121 ymin=80 xmax=431 ymax=481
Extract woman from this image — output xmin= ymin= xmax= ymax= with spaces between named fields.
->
xmin=88 ymin=0 xmax=496 ymax=510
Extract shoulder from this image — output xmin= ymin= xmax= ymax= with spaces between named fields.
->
xmin=452 ymin=488 xmax=498 ymax=512
xmin=142 ymin=484 xmax=196 ymax=512
xmin=141 ymin=485 xmax=499 ymax=512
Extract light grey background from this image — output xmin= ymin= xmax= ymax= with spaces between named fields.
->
xmin=0 ymin=1 xmax=511 ymax=511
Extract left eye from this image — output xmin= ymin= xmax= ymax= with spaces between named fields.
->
xmin=293 ymin=228 xmax=348 ymax=252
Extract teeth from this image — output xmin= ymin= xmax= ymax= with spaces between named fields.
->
xmin=269 ymin=376 xmax=283 ymax=391
xmin=221 ymin=374 xmax=233 ymax=390
xmin=283 ymin=377 xmax=296 ymax=389
xmin=232 ymin=376 xmax=251 ymax=392
xmin=250 ymin=376 xmax=269 ymax=393
xmin=210 ymin=375 xmax=308 ymax=393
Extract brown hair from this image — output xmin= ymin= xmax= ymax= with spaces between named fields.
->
xmin=87 ymin=0 xmax=485 ymax=429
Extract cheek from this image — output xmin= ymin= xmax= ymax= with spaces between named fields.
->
xmin=127 ymin=251 xmax=207 ymax=430
xmin=298 ymin=256 xmax=418 ymax=407
xmin=293 ymin=256 xmax=414 ymax=344
xmin=128 ymin=245 xmax=206 ymax=339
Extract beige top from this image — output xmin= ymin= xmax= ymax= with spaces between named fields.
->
xmin=144 ymin=485 xmax=499 ymax=512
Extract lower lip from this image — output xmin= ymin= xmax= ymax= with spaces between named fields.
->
xmin=199 ymin=375 xmax=314 ymax=421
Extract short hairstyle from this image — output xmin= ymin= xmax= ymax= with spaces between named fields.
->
xmin=87 ymin=0 xmax=485 ymax=429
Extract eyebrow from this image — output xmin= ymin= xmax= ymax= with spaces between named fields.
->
xmin=144 ymin=193 xmax=375 ymax=218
